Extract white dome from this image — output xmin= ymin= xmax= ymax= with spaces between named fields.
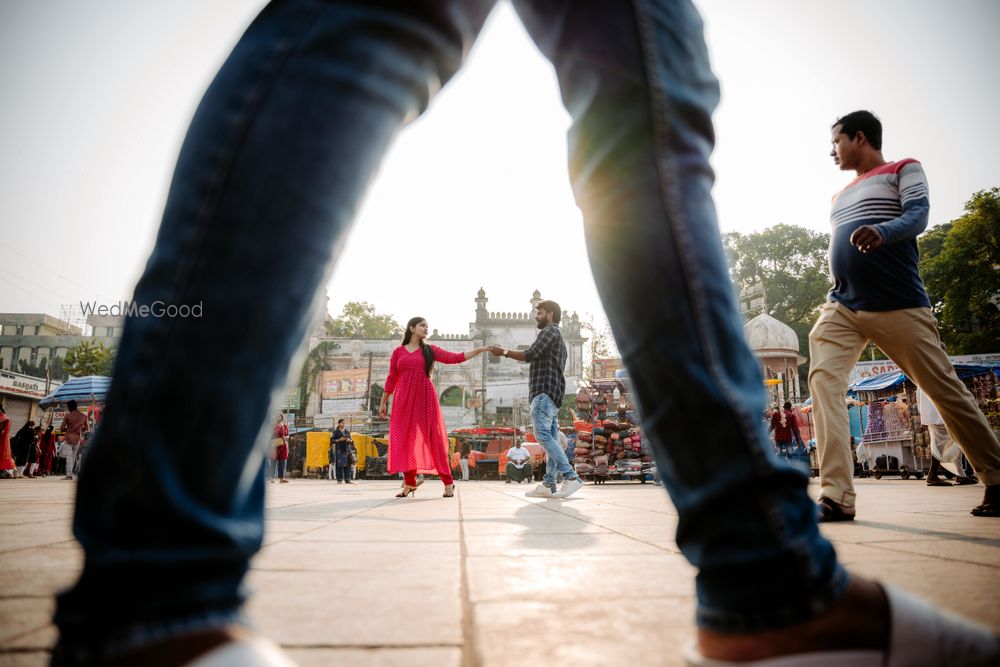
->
xmin=744 ymin=313 xmax=799 ymax=353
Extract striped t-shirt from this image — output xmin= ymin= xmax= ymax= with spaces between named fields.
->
xmin=827 ymin=159 xmax=931 ymax=311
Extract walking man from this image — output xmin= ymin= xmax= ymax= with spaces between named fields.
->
xmin=491 ymin=300 xmax=582 ymax=499
xmin=61 ymin=401 xmax=88 ymax=481
xmin=809 ymin=109 xmax=1000 ymax=521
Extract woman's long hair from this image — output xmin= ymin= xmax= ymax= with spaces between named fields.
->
xmin=402 ymin=316 xmax=434 ymax=377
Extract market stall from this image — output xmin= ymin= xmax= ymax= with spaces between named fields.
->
xmin=846 ymin=363 xmax=1000 ymax=480
xmin=571 ymin=380 xmax=653 ymax=484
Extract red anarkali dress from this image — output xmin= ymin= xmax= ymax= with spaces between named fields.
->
xmin=385 ymin=345 xmax=465 ymax=476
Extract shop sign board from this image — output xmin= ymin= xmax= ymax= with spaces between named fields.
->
xmin=320 ymin=368 xmax=368 ymax=399
xmin=850 ymin=353 xmax=1000 ymax=385
xmin=0 ymin=370 xmax=58 ymax=399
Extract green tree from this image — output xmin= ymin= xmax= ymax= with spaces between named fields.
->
xmin=919 ymin=187 xmax=1000 ymax=353
xmin=723 ymin=224 xmax=832 ymax=389
xmin=63 ymin=341 xmax=115 ymax=377
xmin=723 ymin=224 xmax=831 ymax=327
xmin=326 ymin=301 xmax=402 ymax=338
xmin=18 ymin=355 xmax=48 ymax=379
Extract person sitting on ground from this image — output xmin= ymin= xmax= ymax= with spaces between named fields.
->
xmin=504 ymin=441 xmax=533 ymax=484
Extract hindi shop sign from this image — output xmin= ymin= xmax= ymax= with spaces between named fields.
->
xmin=0 ymin=371 xmax=54 ymax=400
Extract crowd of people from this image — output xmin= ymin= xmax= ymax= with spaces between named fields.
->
xmin=0 ymin=399 xmax=93 ymax=480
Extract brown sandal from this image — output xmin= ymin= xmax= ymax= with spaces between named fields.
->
xmin=817 ymin=496 xmax=856 ymax=522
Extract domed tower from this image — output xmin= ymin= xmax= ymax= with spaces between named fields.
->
xmin=744 ymin=312 xmax=806 ymax=402
xmin=475 ymin=287 xmax=488 ymax=325
xmin=529 ymin=289 xmax=542 ymax=311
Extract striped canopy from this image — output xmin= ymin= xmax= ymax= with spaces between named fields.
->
xmin=39 ymin=375 xmax=112 ymax=408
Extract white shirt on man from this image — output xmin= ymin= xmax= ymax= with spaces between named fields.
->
xmin=506 ymin=444 xmax=531 ymax=468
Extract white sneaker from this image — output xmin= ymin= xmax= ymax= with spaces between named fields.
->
xmin=555 ymin=478 xmax=584 ymax=498
xmin=188 ymin=636 xmax=297 ymax=666
xmin=525 ymin=483 xmax=556 ymax=498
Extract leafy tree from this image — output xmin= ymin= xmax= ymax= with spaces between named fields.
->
xmin=326 ymin=301 xmax=402 ymax=338
xmin=723 ymin=224 xmax=831 ymax=327
xmin=723 ymin=224 xmax=832 ymax=390
xmin=18 ymin=355 xmax=48 ymax=379
xmin=63 ymin=341 xmax=115 ymax=377
xmin=297 ymin=341 xmax=340 ymax=415
xmin=919 ymin=187 xmax=1000 ymax=353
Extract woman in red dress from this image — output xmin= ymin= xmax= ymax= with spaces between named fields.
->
xmin=270 ymin=413 xmax=290 ymax=483
xmin=378 ymin=317 xmax=490 ymax=498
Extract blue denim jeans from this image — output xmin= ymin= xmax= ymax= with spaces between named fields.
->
xmin=54 ymin=0 xmax=844 ymax=660
xmin=531 ymin=394 xmax=576 ymax=488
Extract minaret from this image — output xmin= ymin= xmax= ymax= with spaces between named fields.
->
xmin=475 ymin=287 xmax=489 ymax=325
xmin=529 ymin=289 xmax=542 ymax=311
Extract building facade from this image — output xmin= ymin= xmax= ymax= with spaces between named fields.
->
xmin=303 ymin=289 xmax=587 ymax=430
xmin=0 ymin=313 xmax=122 ymax=378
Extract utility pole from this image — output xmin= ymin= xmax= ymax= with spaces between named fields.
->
xmin=364 ymin=351 xmax=373 ymax=412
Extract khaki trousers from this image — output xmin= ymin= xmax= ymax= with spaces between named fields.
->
xmin=808 ymin=303 xmax=1000 ymax=507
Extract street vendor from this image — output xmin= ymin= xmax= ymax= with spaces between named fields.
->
xmin=504 ymin=441 xmax=533 ymax=484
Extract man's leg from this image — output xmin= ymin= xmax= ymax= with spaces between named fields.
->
xmin=512 ymin=0 xmax=847 ymax=635
xmin=530 ymin=395 xmax=573 ymax=492
xmin=53 ymin=1 xmax=497 ymax=663
xmin=863 ymin=308 xmax=1000 ymax=498
xmin=808 ymin=302 xmax=869 ymax=512
xmin=460 ymin=458 xmax=469 ymax=481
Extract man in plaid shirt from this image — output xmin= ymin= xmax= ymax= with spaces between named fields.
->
xmin=492 ymin=300 xmax=583 ymax=498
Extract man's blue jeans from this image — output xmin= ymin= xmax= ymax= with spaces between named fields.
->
xmin=531 ymin=394 xmax=576 ymax=488
xmin=54 ymin=0 xmax=844 ymax=660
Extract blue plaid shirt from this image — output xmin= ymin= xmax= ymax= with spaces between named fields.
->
xmin=523 ymin=324 xmax=567 ymax=408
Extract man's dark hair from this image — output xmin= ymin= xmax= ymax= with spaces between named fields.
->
xmin=67 ymin=400 xmax=77 ymax=411
xmin=783 ymin=401 xmax=793 ymax=411
xmin=337 ymin=419 xmax=345 ymax=425
xmin=537 ymin=300 xmax=561 ymax=324
xmin=833 ymin=110 xmax=882 ymax=150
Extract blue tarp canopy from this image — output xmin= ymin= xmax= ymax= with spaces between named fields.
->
xmin=39 ymin=375 xmax=112 ymax=408
xmin=848 ymin=363 xmax=999 ymax=395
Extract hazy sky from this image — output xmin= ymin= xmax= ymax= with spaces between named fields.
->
xmin=1 ymin=0 xmax=998 ymax=336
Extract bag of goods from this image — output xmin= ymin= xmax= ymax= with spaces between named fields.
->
xmin=574 ymin=446 xmax=591 ymax=457
xmin=592 ymin=427 xmax=606 ymax=437
xmin=578 ymin=432 xmax=592 ymax=443
xmin=641 ymin=455 xmax=653 ymax=463
xmin=594 ymin=435 xmax=607 ymax=445
xmin=622 ymin=437 xmax=632 ymax=446
xmin=610 ymin=432 xmax=620 ymax=442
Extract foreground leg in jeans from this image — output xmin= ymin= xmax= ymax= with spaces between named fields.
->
xmin=53 ymin=2 xmax=495 ymax=663
xmin=53 ymin=0 xmax=996 ymax=664
xmin=531 ymin=394 xmax=576 ymax=492
xmin=512 ymin=0 xmax=844 ymax=633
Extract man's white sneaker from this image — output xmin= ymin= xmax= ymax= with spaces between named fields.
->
xmin=525 ymin=483 xmax=556 ymax=498
xmin=555 ymin=478 xmax=584 ymax=498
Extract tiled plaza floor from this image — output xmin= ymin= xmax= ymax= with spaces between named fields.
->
xmin=1 ymin=476 xmax=997 ymax=666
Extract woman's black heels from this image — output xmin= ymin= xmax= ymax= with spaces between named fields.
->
xmin=396 ymin=485 xmax=417 ymax=498
xmin=443 ymin=483 xmax=455 ymax=498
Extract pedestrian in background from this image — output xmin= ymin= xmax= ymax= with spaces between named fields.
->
xmin=270 ymin=413 xmax=289 ymax=484
xmin=331 ymin=419 xmax=352 ymax=484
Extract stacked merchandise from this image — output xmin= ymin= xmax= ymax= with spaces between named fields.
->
xmin=863 ymin=399 xmax=909 ymax=443
xmin=571 ymin=418 xmax=653 ymax=483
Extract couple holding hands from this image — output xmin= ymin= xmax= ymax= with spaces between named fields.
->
xmin=379 ymin=301 xmax=581 ymax=499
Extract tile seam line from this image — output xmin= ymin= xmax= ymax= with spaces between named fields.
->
xmin=458 ymin=488 xmax=481 ymax=667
